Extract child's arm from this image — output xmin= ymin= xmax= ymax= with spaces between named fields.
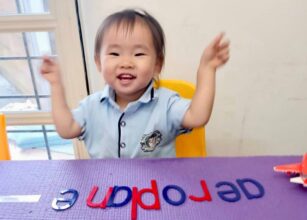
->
xmin=40 ymin=57 xmax=82 ymax=138
xmin=182 ymin=33 xmax=230 ymax=128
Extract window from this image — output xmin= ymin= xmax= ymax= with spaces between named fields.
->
xmin=0 ymin=31 xmax=55 ymax=112
xmin=0 ymin=0 xmax=88 ymax=160
xmin=0 ymin=0 xmax=49 ymax=15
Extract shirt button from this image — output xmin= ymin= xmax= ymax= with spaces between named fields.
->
xmin=120 ymin=121 xmax=126 ymax=127
xmin=120 ymin=142 xmax=126 ymax=148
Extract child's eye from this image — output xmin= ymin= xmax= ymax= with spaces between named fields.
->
xmin=109 ymin=52 xmax=119 ymax=56
xmin=135 ymin=53 xmax=145 ymax=56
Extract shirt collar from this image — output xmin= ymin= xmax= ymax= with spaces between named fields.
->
xmin=99 ymin=84 xmax=113 ymax=102
xmin=99 ymin=81 xmax=157 ymax=104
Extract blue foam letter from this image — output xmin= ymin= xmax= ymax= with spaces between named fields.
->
xmin=107 ymin=186 xmax=132 ymax=207
xmin=52 ymin=189 xmax=79 ymax=211
xmin=162 ymin=185 xmax=186 ymax=206
xmin=236 ymin=178 xmax=265 ymax=200
xmin=216 ymin=181 xmax=241 ymax=202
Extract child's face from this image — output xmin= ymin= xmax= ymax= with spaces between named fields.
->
xmin=96 ymin=20 xmax=161 ymax=102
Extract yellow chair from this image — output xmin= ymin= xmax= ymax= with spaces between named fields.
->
xmin=156 ymin=79 xmax=206 ymax=157
xmin=0 ymin=114 xmax=11 ymax=160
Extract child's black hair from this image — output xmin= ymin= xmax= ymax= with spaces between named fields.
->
xmin=94 ymin=8 xmax=165 ymax=68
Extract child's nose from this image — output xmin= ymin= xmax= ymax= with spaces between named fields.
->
xmin=120 ymin=56 xmax=134 ymax=69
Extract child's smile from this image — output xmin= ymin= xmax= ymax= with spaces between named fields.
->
xmin=116 ymin=72 xmax=137 ymax=86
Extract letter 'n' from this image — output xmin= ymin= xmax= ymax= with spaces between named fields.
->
xmin=86 ymin=186 xmax=113 ymax=208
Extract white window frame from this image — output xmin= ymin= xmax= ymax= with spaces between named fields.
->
xmin=0 ymin=0 xmax=88 ymax=159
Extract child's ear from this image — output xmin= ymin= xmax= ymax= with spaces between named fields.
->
xmin=154 ymin=72 xmax=160 ymax=80
xmin=154 ymin=59 xmax=163 ymax=74
xmin=95 ymin=56 xmax=101 ymax=72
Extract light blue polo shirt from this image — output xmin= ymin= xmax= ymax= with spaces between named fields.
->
xmin=72 ymin=82 xmax=191 ymax=159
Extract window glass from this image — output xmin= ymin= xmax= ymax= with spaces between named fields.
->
xmin=0 ymin=60 xmax=35 ymax=96
xmin=26 ymin=32 xmax=56 ymax=56
xmin=7 ymin=125 xmax=75 ymax=160
xmin=0 ymin=32 xmax=26 ymax=57
xmin=0 ymin=0 xmax=49 ymax=15
xmin=0 ymin=31 xmax=56 ymax=112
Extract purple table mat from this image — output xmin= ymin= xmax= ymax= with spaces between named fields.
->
xmin=0 ymin=156 xmax=306 ymax=220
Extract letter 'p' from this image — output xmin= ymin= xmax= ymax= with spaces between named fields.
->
xmin=131 ymin=179 xmax=160 ymax=220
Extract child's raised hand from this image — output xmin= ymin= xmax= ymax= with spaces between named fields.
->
xmin=200 ymin=33 xmax=230 ymax=70
xmin=40 ymin=56 xmax=62 ymax=85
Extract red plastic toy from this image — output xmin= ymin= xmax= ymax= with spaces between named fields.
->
xmin=274 ymin=153 xmax=307 ymax=187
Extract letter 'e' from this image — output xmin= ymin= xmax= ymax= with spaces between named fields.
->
xmin=52 ymin=189 xmax=79 ymax=211
xmin=215 ymin=181 xmax=241 ymax=202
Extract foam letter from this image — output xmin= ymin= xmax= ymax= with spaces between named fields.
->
xmin=216 ymin=181 xmax=241 ymax=202
xmin=86 ymin=186 xmax=113 ymax=208
xmin=189 ymin=180 xmax=212 ymax=202
xmin=131 ymin=180 xmax=160 ymax=220
xmin=236 ymin=178 xmax=265 ymax=200
xmin=162 ymin=185 xmax=186 ymax=206
xmin=52 ymin=189 xmax=79 ymax=211
xmin=107 ymin=186 xmax=132 ymax=207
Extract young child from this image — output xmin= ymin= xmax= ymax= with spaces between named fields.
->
xmin=40 ymin=8 xmax=229 ymax=159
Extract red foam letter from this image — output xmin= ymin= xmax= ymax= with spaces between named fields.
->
xmin=131 ymin=180 xmax=161 ymax=220
xmin=131 ymin=187 xmax=138 ymax=220
xmin=189 ymin=180 xmax=212 ymax=202
xmin=86 ymin=186 xmax=113 ymax=208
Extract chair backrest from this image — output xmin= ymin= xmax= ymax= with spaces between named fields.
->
xmin=157 ymin=79 xmax=206 ymax=157
xmin=0 ymin=114 xmax=10 ymax=160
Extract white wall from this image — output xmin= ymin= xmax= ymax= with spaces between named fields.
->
xmin=78 ymin=0 xmax=307 ymax=156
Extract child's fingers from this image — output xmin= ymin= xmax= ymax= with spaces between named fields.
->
xmin=218 ymin=49 xmax=229 ymax=57
xmin=217 ymin=47 xmax=229 ymax=56
xmin=218 ymin=40 xmax=230 ymax=50
xmin=40 ymin=56 xmax=57 ymax=72
xmin=40 ymin=61 xmax=57 ymax=74
xmin=211 ymin=32 xmax=225 ymax=48
xmin=40 ymin=65 xmax=50 ymax=75
xmin=217 ymin=50 xmax=230 ymax=63
xmin=42 ymin=56 xmax=55 ymax=65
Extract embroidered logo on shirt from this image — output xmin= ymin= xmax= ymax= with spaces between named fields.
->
xmin=140 ymin=130 xmax=162 ymax=152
